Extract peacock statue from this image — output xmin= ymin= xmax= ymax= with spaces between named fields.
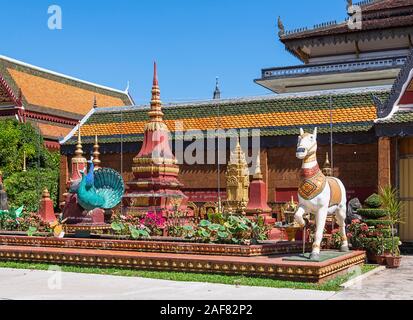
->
xmin=76 ymin=159 xmax=125 ymax=212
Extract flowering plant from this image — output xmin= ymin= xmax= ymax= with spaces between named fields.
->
xmin=140 ymin=212 xmax=166 ymax=236
xmin=0 ymin=207 xmax=51 ymax=233
xmin=110 ymin=211 xmax=150 ymax=239
xmin=347 ymin=219 xmax=370 ymax=249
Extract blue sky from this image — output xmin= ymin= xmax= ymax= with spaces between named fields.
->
xmin=2 ymin=0 xmax=347 ymax=104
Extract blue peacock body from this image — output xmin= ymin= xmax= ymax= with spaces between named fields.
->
xmin=77 ymin=162 xmax=125 ymax=211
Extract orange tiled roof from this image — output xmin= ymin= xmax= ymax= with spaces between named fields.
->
xmin=35 ymin=122 xmax=73 ymax=140
xmin=62 ymin=86 xmax=391 ymax=145
xmin=0 ymin=55 xmax=132 ymax=119
xmin=8 ymin=68 xmax=127 ymax=115
xmin=80 ymin=106 xmax=377 ymax=137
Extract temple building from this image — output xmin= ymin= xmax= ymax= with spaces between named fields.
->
xmin=60 ymin=0 xmax=413 ymax=244
xmin=0 ymin=55 xmax=133 ymax=149
xmin=256 ymin=0 xmax=413 ymax=93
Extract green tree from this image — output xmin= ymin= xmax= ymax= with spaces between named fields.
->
xmin=0 ymin=120 xmax=60 ymax=212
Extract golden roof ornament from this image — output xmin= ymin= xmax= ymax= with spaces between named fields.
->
xmin=42 ymin=188 xmax=50 ymax=199
xmin=145 ymin=62 xmax=168 ymax=132
xmin=74 ymin=123 xmax=84 ymax=159
xmin=225 ymin=138 xmax=250 ymax=214
xmin=322 ymin=152 xmax=333 ymax=177
xmin=93 ymin=135 xmax=101 ymax=170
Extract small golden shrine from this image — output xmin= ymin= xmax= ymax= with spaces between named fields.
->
xmin=225 ymin=139 xmax=250 ymax=214
xmin=281 ymin=196 xmax=298 ymax=225
xmin=322 ymin=152 xmax=333 ymax=177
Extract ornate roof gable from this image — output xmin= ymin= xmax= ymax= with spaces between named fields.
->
xmin=375 ymin=49 xmax=413 ymax=119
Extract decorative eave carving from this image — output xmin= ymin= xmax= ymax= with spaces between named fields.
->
xmin=374 ymin=48 xmax=413 ymax=119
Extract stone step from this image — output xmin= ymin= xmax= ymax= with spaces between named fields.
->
xmin=0 ymin=244 xmax=366 ymax=283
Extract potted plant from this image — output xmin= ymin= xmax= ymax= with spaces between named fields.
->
xmin=375 ymin=233 xmax=387 ymax=266
xmin=380 ymin=186 xmax=404 ymax=269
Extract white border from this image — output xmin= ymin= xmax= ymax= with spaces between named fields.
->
xmin=59 ymin=108 xmax=96 ymax=144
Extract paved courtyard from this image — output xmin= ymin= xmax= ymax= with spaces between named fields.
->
xmin=331 ymin=255 xmax=413 ymax=300
xmin=0 ymin=256 xmax=412 ymax=300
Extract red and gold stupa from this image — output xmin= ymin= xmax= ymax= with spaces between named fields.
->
xmin=122 ymin=63 xmax=187 ymax=215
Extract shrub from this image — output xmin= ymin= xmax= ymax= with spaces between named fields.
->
xmin=364 ymin=193 xmax=383 ymax=208
xmin=357 ymin=209 xmax=388 ymax=219
xmin=364 ymin=219 xmax=392 ymax=227
xmin=0 ymin=120 xmax=60 ymax=212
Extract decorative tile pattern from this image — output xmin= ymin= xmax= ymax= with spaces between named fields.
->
xmin=8 ymin=68 xmax=127 ymax=116
xmin=0 ymin=244 xmax=366 ymax=283
xmin=0 ymin=235 xmax=310 ymax=257
xmin=64 ymin=88 xmax=390 ymax=145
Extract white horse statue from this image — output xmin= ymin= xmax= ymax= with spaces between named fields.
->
xmin=294 ymin=127 xmax=349 ymax=260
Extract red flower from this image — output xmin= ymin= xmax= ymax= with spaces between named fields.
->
xmin=361 ymin=225 xmax=369 ymax=232
xmin=347 ymin=232 xmax=353 ymax=239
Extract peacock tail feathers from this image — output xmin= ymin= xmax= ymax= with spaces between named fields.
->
xmin=93 ymin=168 xmax=125 ymax=210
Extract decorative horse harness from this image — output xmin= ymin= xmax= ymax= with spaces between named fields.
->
xmin=298 ymin=164 xmax=342 ymax=207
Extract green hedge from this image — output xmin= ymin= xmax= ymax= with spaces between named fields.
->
xmin=0 ymin=120 xmax=60 ymax=212
xmin=364 ymin=193 xmax=382 ymax=208
xmin=358 ymin=209 xmax=388 ymax=219
xmin=364 ymin=219 xmax=392 ymax=227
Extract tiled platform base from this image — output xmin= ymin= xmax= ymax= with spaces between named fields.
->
xmin=0 ymin=235 xmax=311 ymax=257
xmin=0 ymin=244 xmax=365 ymax=283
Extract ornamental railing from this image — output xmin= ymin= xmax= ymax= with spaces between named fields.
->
xmin=261 ymin=56 xmax=407 ymax=79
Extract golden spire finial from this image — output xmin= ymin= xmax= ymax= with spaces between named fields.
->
xmin=42 ymin=188 xmax=50 ymax=199
xmin=92 ymin=134 xmax=101 ymax=170
xmin=322 ymin=152 xmax=333 ymax=177
xmin=75 ymin=122 xmax=84 ymax=158
xmin=146 ymin=62 xmax=168 ymax=131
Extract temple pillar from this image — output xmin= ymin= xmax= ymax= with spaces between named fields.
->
xmin=246 ymin=152 xmax=271 ymax=214
xmin=378 ymin=137 xmax=391 ymax=190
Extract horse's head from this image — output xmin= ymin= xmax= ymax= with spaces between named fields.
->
xmin=296 ymin=127 xmax=318 ymax=160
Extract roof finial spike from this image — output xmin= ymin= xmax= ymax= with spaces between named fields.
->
xmin=146 ymin=61 xmax=166 ymax=131
xmin=93 ymin=95 xmax=98 ymax=108
xmin=278 ymin=16 xmax=285 ymax=37
xmin=93 ymin=134 xmax=101 ymax=170
xmin=213 ymin=76 xmax=221 ymax=100
xmin=153 ymin=61 xmax=158 ymax=86
xmin=75 ymin=122 xmax=84 ymax=158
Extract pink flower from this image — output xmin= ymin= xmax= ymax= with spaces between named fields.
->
xmin=352 ymin=219 xmax=361 ymax=225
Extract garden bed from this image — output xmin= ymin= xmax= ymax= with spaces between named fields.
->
xmin=0 ymin=234 xmax=311 ymax=257
xmin=0 ymin=244 xmax=366 ymax=283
